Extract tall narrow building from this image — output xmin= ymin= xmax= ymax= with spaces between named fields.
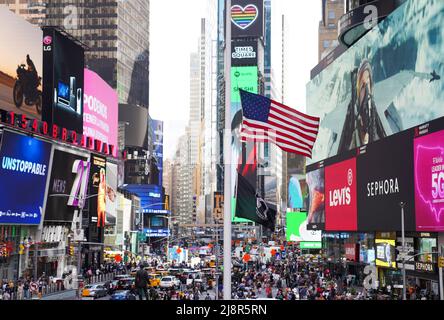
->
xmin=318 ymin=0 xmax=344 ymax=61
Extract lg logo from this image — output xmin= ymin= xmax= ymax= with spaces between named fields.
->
xmin=43 ymin=36 xmax=52 ymax=52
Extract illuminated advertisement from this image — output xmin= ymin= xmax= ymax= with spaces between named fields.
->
xmin=105 ymin=162 xmax=118 ymax=225
xmin=231 ymin=40 xmax=258 ymax=66
xmin=300 ymin=242 xmax=322 ymax=249
xmin=375 ymin=239 xmax=397 ymax=268
xmin=0 ymin=131 xmax=51 ymax=225
xmin=231 ymin=0 xmax=264 ymax=39
xmin=121 ymin=184 xmax=167 ymax=214
xmin=415 ymin=130 xmax=444 ymax=231
xmin=357 ymin=130 xmax=415 ymax=231
xmin=42 ymin=27 xmax=84 ymax=133
xmin=325 ymin=158 xmax=357 ymax=231
xmin=306 ymin=167 xmax=325 ymax=230
xmin=286 ymin=211 xmax=321 ymax=242
xmin=83 ymin=69 xmax=118 ymax=157
xmin=307 ymin=0 xmax=444 ymax=164
xmin=44 ymin=148 xmax=90 ymax=223
xmin=150 ymin=118 xmax=164 ymax=187
xmin=288 ymin=176 xmax=308 ymax=210
xmin=231 ymin=66 xmax=258 ymax=223
xmin=0 ymin=7 xmax=43 ymax=120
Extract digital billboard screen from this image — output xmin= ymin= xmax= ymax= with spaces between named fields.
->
xmin=0 ymin=7 xmax=43 ymax=120
xmin=414 ymin=130 xmax=444 ymax=231
xmin=288 ymin=176 xmax=308 ymax=210
xmin=231 ymin=66 xmax=258 ymax=223
xmin=231 ymin=0 xmax=264 ymax=39
xmin=357 ymin=130 xmax=415 ymax=231
xmin=0 ymin=131 xmax=51 ymax=225
xmin=325 ymin=158 xmax=357 ymax=231
xmin=150 ymin=119 xmax=164 ymax=187
xmin=105 ymin=162 xmax=117 ymax=226
xmin=375 ymin=239 xmax=397 ymax=269
xmin=306 ymin=167 xmax=325 ymax=230
xmin=83 ymin=69 xmax=118 ymax=157
xmin=44 ymin=148 xmax=90 ymax=223
xmin=286 ymin=211 xmax=321 ymax=242
xmin=231 ymin=40 xmax=258 ymax=66
xmin=307 ymin=0 xmax=444 ymax=164
xmin=42 ymin=28 xmax=84 ymax=133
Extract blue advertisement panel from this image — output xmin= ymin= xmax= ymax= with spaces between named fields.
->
xmin=0 ymin=130 xmax=52 ymax=225
xmin=307 ymin=0 xmax=444 ymax=164
xmin=121 ymin=184 xmax=169 ymax=214
xmin=151 ymin=119 xmax=163 ymax=187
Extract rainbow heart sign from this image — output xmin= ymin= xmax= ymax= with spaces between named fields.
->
xmin=231 ymin=4 xmax=258 ymax=30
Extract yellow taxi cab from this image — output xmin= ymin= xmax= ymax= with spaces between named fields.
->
xmin=148 ymin=273 xmax=162 ymax=288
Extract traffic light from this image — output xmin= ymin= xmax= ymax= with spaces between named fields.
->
xmin=19 ymin=244 xmax=25 ymax=255
xmin=69 ymin=245 xmax=75 ymax=256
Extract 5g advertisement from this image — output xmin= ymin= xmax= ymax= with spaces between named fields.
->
xmin=44 ymin=148 xmax=90 ymax=223
xmin=0 ymin=131 xmax=52 ymax=225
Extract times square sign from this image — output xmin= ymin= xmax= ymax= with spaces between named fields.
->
xmin=0 ymin=109 xmax=115 ymax=157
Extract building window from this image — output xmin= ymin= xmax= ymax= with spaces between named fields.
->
xmin=323 ymin=40 xmax=330 ymax=48
xmin=328 ymin=10 xmax=335 ymax=19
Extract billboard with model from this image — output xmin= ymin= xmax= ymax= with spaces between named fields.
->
xmin=105 ymin=162 xmax=118 ymax=226
xmin=42 ymin=27 xmax=84 ymax=133
xmin=0 ymin=130 xmax=52 ymax=225
xmin=307 ymin=0 xmax=444 ymax=164
xmin=0 ymin=7 xmax=43 ymax=120
xmin=83 ymin=69 xmax=118 ymax=157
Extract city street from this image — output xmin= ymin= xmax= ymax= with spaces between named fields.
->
xmin=0 ymin=0 xmax=444 ymax=306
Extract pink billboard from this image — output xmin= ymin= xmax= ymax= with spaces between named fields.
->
xmin=415 ymin=130 xmax=444 ymax=231
xmin=83 ymin=69 xmax=118 ymax=157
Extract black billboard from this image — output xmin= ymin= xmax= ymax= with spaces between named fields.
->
xmin=42 ymin=28 xmax=84 ymax=133
xmin=44 ymin=149 xmax=90 ymax=223
xmin=357 ymin=130 xmax=415 ymax=231
xmin=231 ymin=0 xmax=264 ymax=39
xmin=118 ymin=103 xmax=148 ymax=149
xmin=231 ymin=40 xmax=258 ymax=66
xmin=86 ymin=154 xmax=106 ymax=243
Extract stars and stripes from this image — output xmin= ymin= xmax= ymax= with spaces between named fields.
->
xmin=239 ymin=89 xmax=320 ymax=158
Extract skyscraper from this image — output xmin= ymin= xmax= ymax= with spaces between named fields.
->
xmin=318 ymin=0 xmax=344 ymax=61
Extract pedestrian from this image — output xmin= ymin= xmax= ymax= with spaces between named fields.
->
xmin=135 ymin=264 xmax=149 ymax=300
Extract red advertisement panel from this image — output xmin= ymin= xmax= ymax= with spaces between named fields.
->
xmin=325 ymin=158 xmax=357 ymax=231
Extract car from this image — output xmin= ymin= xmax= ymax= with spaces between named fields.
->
xmin=148 ymin=274 xmax=162 ymax=288
xmin=160 ymin=276 xmax=181 ymax=289
xmin=110 ymin=290 xmax=137 ymax=301
xmin=116 ymin=277 xmax=135 ymax=291
xmin=82 ymin=284 xmax=108 ymax=299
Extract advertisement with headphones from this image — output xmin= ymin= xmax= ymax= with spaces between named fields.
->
xmin=42 ymin=27 xmax=84 ymax=133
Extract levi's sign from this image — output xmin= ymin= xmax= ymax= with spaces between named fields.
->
xmin=0 ymin=109 xmax=115 ymax=157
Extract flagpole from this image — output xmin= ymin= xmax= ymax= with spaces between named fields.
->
xmin=223 ymin=0 xmax=232 ymax=301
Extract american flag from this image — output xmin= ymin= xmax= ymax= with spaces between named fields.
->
xmin=239 ymin=89 xmax=320 ymax=158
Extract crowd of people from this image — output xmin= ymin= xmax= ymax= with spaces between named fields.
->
xmin=229 ymin=251 xmax=429 ymax=300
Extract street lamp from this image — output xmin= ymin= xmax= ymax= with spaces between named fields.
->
xmin=399 ymin=201 xmax=407 ymax=301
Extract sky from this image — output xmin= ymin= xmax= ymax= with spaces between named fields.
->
xmin=150 ymin=0 xmax=322 ymax=159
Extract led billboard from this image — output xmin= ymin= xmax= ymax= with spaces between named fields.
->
xmin=307 ymin=0 xmax=444 ymax=164
xmin=231 ymin=40 xmax=258 ymax=66
xmin=231 ymin=0 xmax=264 ymax=39
xmin=375 ymin=239 xmax=397 ymax=269
xmin=0 ymin=131 xmax=51 ymax=225
xmin=325 ymin=158 xmax=357 ymax=231
xmin=42 ymin=27 xmax=84 ymax=133
xmin=105 ymin=162 xmax=118 ymax=225
xmin=83 ymin=69 xmax=118 ymax=157
xmin=357 ymin=130 xmax=415 ymax=231
xmin=0 ymin=7 xmax=43 ymax=120
xmin=286 ymin=211 xmax=321 ymax=242
xmin=306 ymin=167 xmax=325 ymax=230
xmin=414 ymin=130 xmax=444 ymax=231
xmin=44 ymin=148 xmax=90 ymax=223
